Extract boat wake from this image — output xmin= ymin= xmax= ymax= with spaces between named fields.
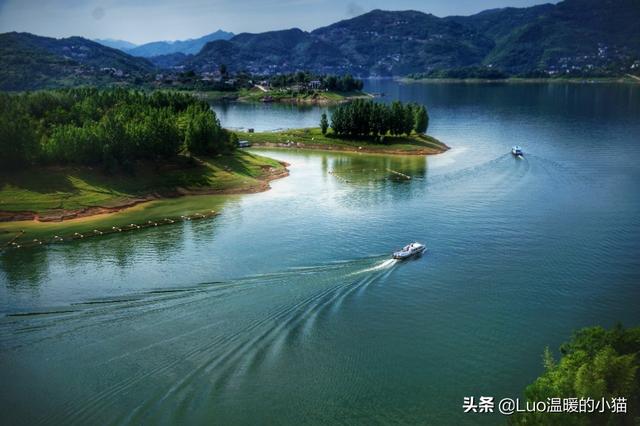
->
xmin=0 ymin=254 xmax=408 ymax=424
xmin=351 ymin=257 xmax=398 ymax=274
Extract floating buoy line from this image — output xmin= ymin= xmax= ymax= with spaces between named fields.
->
xmin=386 ymin=168 xmax=411 ymax=180
xmin=329 ymin=168 xmax=412 ymax=183
xmin=3 ymin=210 xmax=219 ymax=250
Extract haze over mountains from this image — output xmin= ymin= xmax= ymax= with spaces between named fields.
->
xmin=94 ymin=30 xmax=234 ymax=57
xmin=1 ymin=0 xmax=639 ymax=90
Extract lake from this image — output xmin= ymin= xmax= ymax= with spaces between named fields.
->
xmin=1 ymin=81 xmax=639 ymax=425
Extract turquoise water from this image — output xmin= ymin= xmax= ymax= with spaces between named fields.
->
xmin=1 ymin=82 xmax=639 ymax=424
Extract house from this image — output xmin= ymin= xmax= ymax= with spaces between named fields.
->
xmin=238 ymin=140 xmax=252 ymax=148
xmin=309 ymin=80 xmax=321 ymax=90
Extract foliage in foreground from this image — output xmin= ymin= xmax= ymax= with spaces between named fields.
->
xmin=512 ymin=325 xmax=640 ymax=425
xmin=329 ymin=100 xmax=428 ymax=141
xmin=0 ymin=88 xmax=236 ymax=172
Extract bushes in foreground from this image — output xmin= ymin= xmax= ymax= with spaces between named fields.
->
xmin=512 ymin=324 xmax=640 ymax=425
xmin=0 ymin=88 xmax=235 ymax=171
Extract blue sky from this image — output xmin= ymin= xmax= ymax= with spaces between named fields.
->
xmin=0 ymin=0 xmax=558 ymax=44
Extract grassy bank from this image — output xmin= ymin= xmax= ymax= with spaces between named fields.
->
xmin=0 ymin=151 xmax=288 ymax=246
xmin=240 ymin=128 xmax=448 ymax=155
xmin=194 ymin=88 xmax=371 ymax=104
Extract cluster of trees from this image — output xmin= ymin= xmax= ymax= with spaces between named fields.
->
xmin=268 ymin=72 xmax=363 ymax=92
xmin=151 ymin=71 xmax=364 ymax=94
xmin=513 ymin=324 xmax=640 ymax=425
xmin=323 ymin=74 xmax=364 ymax=92
xmin=327 ymin=100 xmax=428 ymax=139
xmin=0 ymin=89 xmax=236 ymax=172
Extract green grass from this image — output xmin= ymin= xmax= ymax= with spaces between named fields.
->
xmin=240 ymin=127 xmax=448 ymax=155
xmin=0 ymin=151 xmax=282 ymax=213
xmin=204 ymin=87 xmax=369 ymax=104
xmin=0 ymin=193 xmax=238 ymax=245
xmin=0 ymin=151 xmax=286 ymax=245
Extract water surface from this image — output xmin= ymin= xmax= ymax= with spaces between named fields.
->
xmin=1 ymin=81 xmax=639 ymax=425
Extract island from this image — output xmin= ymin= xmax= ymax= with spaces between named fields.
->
xmin=242 ymin=128 xmax=447 ymax=155
xmin=239 ymin=99 xmax=448 ymax=155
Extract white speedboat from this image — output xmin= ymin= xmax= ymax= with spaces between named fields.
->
xmin=393 ymin=242 xmax=426 ymax=260
xmin=512 ymin=145 xmax=523 ymax=156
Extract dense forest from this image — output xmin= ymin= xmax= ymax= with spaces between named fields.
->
xmin=513 ymin=324 xmax=640 ymax=425
xmin=0 ymin=89 xmax=236 ymax=172
xmin=328 ymin=100 xmax=428 ymax=140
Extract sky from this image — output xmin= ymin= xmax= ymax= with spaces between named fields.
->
xmin=0 ymin=0 xmax=558 ymax=44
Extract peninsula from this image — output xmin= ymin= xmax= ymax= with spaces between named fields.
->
xmin=0 ymin=89 xmax=289 ymax=247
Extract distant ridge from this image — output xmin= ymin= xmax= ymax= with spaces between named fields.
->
xmin=1 ymin=0 xmax=639 ymax=90
xmin=127 ymin=30 xmax=234 ymax=57
xmin=93 ymin=38 xmax=138 ymax=51
xmin=0 ymin=32 xmax=153 ymax=90
xmin=187 ymin=0 xmax=640 ymax=76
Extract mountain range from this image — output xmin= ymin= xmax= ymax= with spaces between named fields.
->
xmin=93 ymin=30 xmax=234 ymax=57
xmin=93 ymin=38 xmax=138 ymax=51
xmin=1 ymin=0 xmax=639 ymax=90
xmin=0 ymin=32 xmax=154 ymax=90
xmin=188 ymin=0 xmax=640 ymax=76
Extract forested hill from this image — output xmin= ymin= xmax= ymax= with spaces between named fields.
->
xmin=453 ymin=0 xmax=640 ymax=75
xmin=0 ymin=32 xmax=154 ymax=91
xmin=1 ymin=0 xmax=639 ymax=90
xmin=188 ymin=0 xmax=640 ymax=76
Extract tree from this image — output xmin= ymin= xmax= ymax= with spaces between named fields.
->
xmin=320 ymin=113 xmax=328 ymax=135
xmin=218 ymin=64 xmax=228 ymax=77
xmin=390 ymin=101 xmax=405 ymax=136
xmin=0 ymin=96 xmax=38 ymax=169
xmin=414 ymin=105 xmax=429 ymax=134
xmin=328 ymin=100 xmax=424 ymax=141
xmin=296 ymin=71 xmax=307 ymax=84
xmin=512 ymin=325 xmax=640 ymax=425
xmin=0 ymin=88 xmax=235 ymax=171
xmin=402 ymin=103 xmax=415 ymax=136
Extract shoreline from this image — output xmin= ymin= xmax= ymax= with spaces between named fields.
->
xmin=250 ymin=142 xmax=448 ymax=156
xmin=399 ymin=76 xmax=639 ymax=84
xmin=241 ymin=128 xmax=449 ymax=156
xmin=0 ymin=161 xmax=289 ymax=225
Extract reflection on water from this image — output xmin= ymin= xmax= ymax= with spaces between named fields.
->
xmin=1 ymin=248 xmax=49 ymax=291
xmin=0 ymin=220 xmax=221 ymax=312
xmin=213 ymin=101 xmax=331 ymax=131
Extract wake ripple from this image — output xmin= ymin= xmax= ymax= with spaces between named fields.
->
xmin=2 ymin=255 xmax=407 ymax=425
